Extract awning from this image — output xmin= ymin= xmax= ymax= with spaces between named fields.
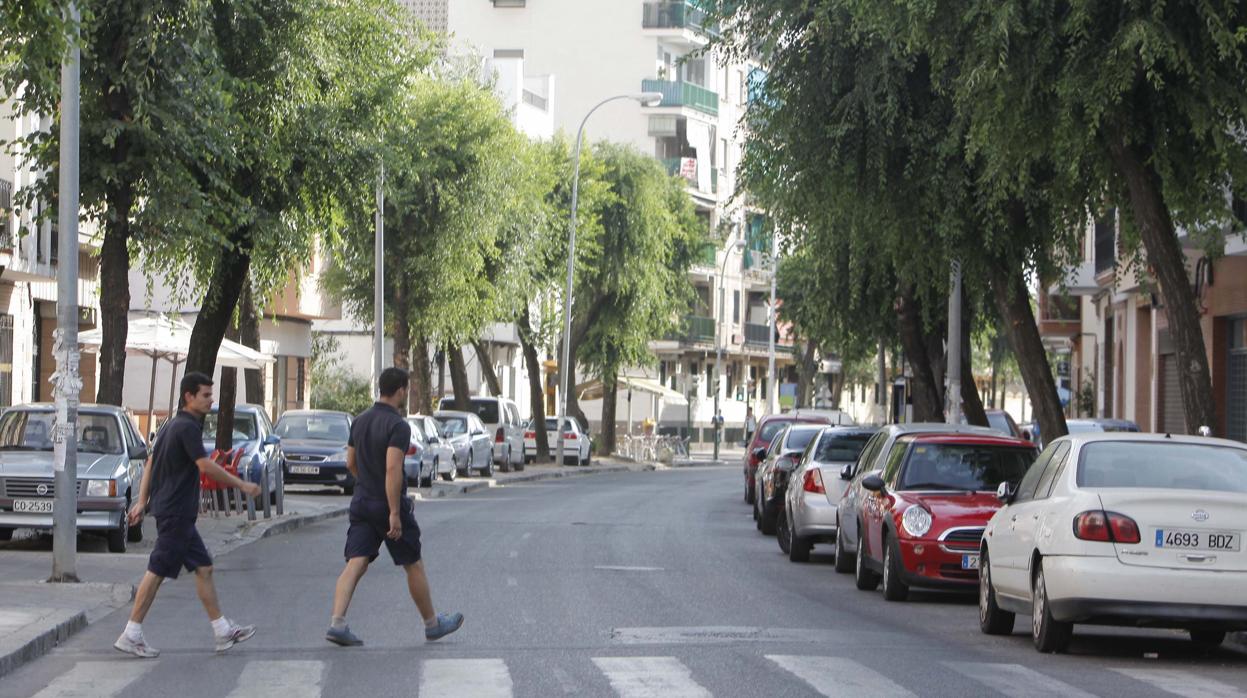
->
xmin=78 ymin=315 xmax=274 ymax=370
xmin=576 ymin=376 xmax=687 ymax=404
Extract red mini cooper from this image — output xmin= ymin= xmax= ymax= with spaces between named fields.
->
xmin=854 ymin=433 xmax=1036 ymax=601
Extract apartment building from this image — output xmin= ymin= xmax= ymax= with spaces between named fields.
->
xmin=1043 ymin=210 xmax=1247 ymax=440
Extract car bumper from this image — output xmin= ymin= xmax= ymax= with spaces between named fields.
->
xmin=285 ymin=463 xmax=352 ymax=486
xmin=0 ymin=509 xmax=123 ymax=530
xmin=897 ymin=538 xmax=980 ymax=589
xmin=1042 ymin=555 xmax=1247 ymax=627
xmin=791 ymin=494 xmax=838 ymax=538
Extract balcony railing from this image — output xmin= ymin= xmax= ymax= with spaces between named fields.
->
xmin=521 ymin=89 xmax=548 ymax=111
xmin=642 ymin=79 xmax=719 ymax=117
xmin=642 ymin=1 xmax=718 ymax=36
xmin=685 ymin=315 xmax=715 ymax=342
xmin=0 ymin=178 xmax=13 ymax=250
xmin=659 ymin=157 xmax=718 ymax=194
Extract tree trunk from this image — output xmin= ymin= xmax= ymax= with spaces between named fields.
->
xmin=392 ymin=280 xmax=411 ymax=413
xmin=472 ymin=338 xmax=503 ymax=397
xmin=895 ymin=289 xmax=944 ymax=422
xmin=600 ymin=363 xmax=618 ymax=455
xmin=795 ymin=341 xmax=817 ymax=408
xmin=518 ymin=307 xmax=550 ymax=460
xmin=410 ymin=335 xmax=432 ymax=415
xmin=1105 ymin=133 xmax=1218 ymax=434
xmin=238 ymin=281 xmax=264 ymax=405
xmin=214 ymin=323 xmax=243 ymax=453
xmin=960 ymin=294 xmax=990 ymax=427
xmin=96 ymin=222 xmax=131 ymax=406
xmin=446 ymin=343 xmax=471 ymax=411
xmin=437 ymin=348 xmax=445 ymax=401
xmin=184 ymin=230 xmax=253 ymax=377
xmin=828 ymin=371 xmax=846 ymax=409
xmin=990 ymin=266 xmax=1067 ymax=443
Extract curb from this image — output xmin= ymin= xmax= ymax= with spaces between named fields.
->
xmin=416 ymin=463 xmax=649 ymax=499
xmin=254 ymin=506 xmax=349 ymax=540
xmin=0 ymin=609 xmax=86 ymax=679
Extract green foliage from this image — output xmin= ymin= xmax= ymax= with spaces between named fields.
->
xmin=309 ymin=332 xmax=373 ymax=416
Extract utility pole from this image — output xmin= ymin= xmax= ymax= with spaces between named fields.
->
xmin=373 ymin=163 xmax=384 ymax=395
xmin=713 ymin=236 xmax=743 ymax=462
xmin=766 ymin=233 xmax=778 ymax=415
xmin=946 ymin=260 xmax=963 ymax=425
xmin=51 ymin=1 xmax=82 ymax=583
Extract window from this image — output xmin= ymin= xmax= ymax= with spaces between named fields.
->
xmin=881 ymin=440 xmax=910 ymax=484
xmin=814 ymin=431 xmax=873 ymax=464
xmin=0 ymin=178 xmax=13 ymax=249
xmin=491 ymin=0 xmax=526 ymax=6
xmin=898 ymin=443 xmax=1034 ymax=491
xmin=275 ymin=413 xmax=350 ymax=443
xmin=1014 ymin=442 xmax=1058 ymax=502
xmin=296 ymin=357 xmax=306 ymax=403
xmin=0 ymin=314 xmax=12 ymax=408
xmin=853 ymin=432 xmax=884 ymax=476
xmin=1078 ymin=442 xmax=1247 ymax=492
xmin=733 ymin=291 xmax=740 ymax=323
xmin=738 ymin=71 xmax=747 ymax=104
xmin=1094 ymin=211 xmax=1116 ymax=274
xmin=1032 ymin=442 xmax=1070 ymax=499
xmin=204 ymin=412 xmax=259 ymax=442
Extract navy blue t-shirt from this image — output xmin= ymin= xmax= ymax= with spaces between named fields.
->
xmin=149 ymin=410 xmax=208 ymax=519
xmin=348 ymin=402 xmax=411 ymax=503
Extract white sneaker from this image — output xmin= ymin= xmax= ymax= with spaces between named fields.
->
xmin=215 ymin=620 xmax=256 ymax=652
xmin=114 ymin=633 xmax=160 ymax=658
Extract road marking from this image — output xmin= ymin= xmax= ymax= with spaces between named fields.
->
xmin=768 ymin=655 xmax=915 ymax=696
xmin=594 ymin=566 xmax=665 ymax=572
xmin=32 ymin=661 xmax=155 ymax=698
xmin=609 ymin=626 xmax=902 ymax=646
xmin=1112 ymin=668 xmax=1245 ymax=698
xmin=592 ymin=657 xmax=711 ymax=698
xmin=227 ymin=660 xmax=324 ymax=697
xmin=420 ymin=658 xmax=513 ymax=698
xmin=946 ymin=662 xmax=1097 ymax=698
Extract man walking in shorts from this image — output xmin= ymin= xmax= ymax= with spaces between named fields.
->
xmin=326 ymin=367 xmax=463 ymax=646
xmin=114 ymin=372 xmax=261 ymax=658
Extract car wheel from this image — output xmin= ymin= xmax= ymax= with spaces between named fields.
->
xmin=759 ymin=500 xmax=778 ymax=536
xmin=445 ymin=463 xmax=458 ymax=482
xmin=777 ymin=512 xmax=791 ymax=554
xmin=482 ymin=458 xmax=494 ymax=478
xmin=0 ymin=527 xmax=13 ymax=542
xmin=744 ymin=480 xmax=753 ymax=504
xmin=979 ymin=548 xmax=1016 ymax=635
xmin=854 ymin=527 xmax=881 ymax=591
xmin=106 ymin=517 xmax=128 ymax=553
xmin=881 ymin=534 xmax=909 ymax=601
xmin=500 ymin=447 xmax=511 ymax=473
xmin=788 ymin=514 xmax=812 ymax=563
xmin=1031 ymin=560 xmax=1073 ymax=653
xmin=1189 ymin=629 xmax=1226 ymax=647
xmin=833 ymin=522 xmax=854 ymax=574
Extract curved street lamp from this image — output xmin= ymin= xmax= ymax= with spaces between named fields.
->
xmin=556 ymin=92 xmax=663 ymax=464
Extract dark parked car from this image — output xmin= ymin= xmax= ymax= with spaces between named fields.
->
xmin=275 ymin=410 xmax=353 ymax=494
xmin=752 ymin=423 xmax=825 ymax=536
xmin=743 ymin=413 xmax=838 ymax=506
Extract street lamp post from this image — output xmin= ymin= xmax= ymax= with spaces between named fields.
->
xmin=714 ymin=236 xmax=746 ymax=463
xmin=556 ymin=91 xmax=662 ymax=465
xmin=373 ymin=163 xmax=385 ymax=398
xmin=766 ymin=232 xmax=778 ymax=415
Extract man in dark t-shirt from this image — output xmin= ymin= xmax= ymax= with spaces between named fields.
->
xmin=113 ymin=372 xmax=262 ymax=659
xmin=325 ymin=367 xmax=463 ymax=646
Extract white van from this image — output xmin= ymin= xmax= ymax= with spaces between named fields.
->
xmin=437 ymin=396 xmax=526 ymax=471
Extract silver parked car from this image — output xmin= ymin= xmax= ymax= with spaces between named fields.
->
xmin=0 ymin=404 xmax=149 ymax=552
xmin=438 ymin=396 xmax=526 ymax=471
xmin=406 ymin=414 xmax=455 ymax=485
xmin=779 ymin=426 xmax=877 ymax=562
xmin=434 ymin=411 xmax=493 ymax=477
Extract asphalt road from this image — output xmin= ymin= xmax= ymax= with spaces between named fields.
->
xmin=3 ymin=466 xmax=1245 ymax=697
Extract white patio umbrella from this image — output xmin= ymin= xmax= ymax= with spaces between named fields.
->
xmin=79 ymin=315 xmax=275 ymax=434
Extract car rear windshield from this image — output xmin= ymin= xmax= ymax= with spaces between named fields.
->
xmin=1078 ymin=442 xmax=1247 ymax=492
xmin=814 ymin=433 xmax=873 ymax=463
xmin=275 ymin=414 xmax=349 ymax=443
xmin=0 ymin=411 xmax=124 ymax=454
xmin=203 ymin=413 xmax=259 ymax=442
xmin=441 ymin=398 xmax=500 ymax=424
xmin=900 ymin=443 xmax=1034 ymax=491
xmin=783 ymin=428 xmax=821 ymax=452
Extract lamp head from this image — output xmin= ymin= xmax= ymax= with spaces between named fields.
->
xmin=632 ymin=91 xmax=664 ymax=107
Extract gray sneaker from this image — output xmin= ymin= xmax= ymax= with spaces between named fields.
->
xmin=325 ymin=625 xmax=364 ymax=647
xmin=114 ymin=633 xmax=160 ymax=658
xmin=214 ymin=621 xmax=256 ymax=653
xmin=425 ymin=612 xmax=464 ymax=642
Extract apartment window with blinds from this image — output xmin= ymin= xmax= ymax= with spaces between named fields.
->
xmin=296 ymin=357 xmax=306 ymax=403
xmin=1094 ymin=211 xmax=1116 ymax=274
xmin=0 ymin=314 xmax=13 ymax=408
xmin=0 ymin=179 xmax=13 ymax=249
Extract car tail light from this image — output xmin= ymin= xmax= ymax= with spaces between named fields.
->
xmin=1073 ymin=510 xmax=1140 ymax=544
xmin=406 ymin=444 xmax=418 ymax=456
xmin=524 ymin=430 xmax=535 ymax=439
xmin=495 ymin=427 xmax=505 ymax=443
xmin=563 ymin=432 xmax=577 ymax=440
xmin=802 ymin=469 xmax=825 ymax=494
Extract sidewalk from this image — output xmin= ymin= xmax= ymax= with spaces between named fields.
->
xmin=0 ymin=457 xmax=647 ymax=678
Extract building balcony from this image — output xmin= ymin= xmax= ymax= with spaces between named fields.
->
xmin=660 ymin=157 xmax=718 ymax=195
xmin=642 ymin=1 xmax=719 ymax=38
xmin=744 ymin=322 xmax=794 ymax=352
xmin=642 ymin=79 xmax=719 ymax=117
xmin=669 ymin=314 xmax=715 ymax=344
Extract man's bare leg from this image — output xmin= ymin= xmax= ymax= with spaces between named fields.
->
xmin=129 ymin=571 xmax=165 ymax=623
xmin=193 ymin=566 xmax=223 ymax=620
xmin=333 ymin=557 xmax=371 ymax=619
xmin=403 ymin=560 xmax=436 ymax=622
xmin=115 ymin=572 xmax=166 ymax=657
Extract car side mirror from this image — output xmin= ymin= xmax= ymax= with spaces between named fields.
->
xmin=996 ymin=481 xmax=1015 ymax=504
xmin=129 ymin=444 xmax=149 ymax=461
xmin=472 ymin=429 xmax=484 ymax=436
xmin=752 ymin=447 xmax=767 ymax=461
xmin=840 ymin=464 xmax=853 ymax=481
xmin=263 ymin=434 xmax=281 ymax=446
xmin=862 ymin=474 xmax=886 ymax=493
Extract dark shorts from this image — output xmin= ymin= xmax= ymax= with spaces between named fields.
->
xmin=344 ymin=497 xmax=422 ymax=566
xmin=148 ymin=516 xmax=213 ymax=579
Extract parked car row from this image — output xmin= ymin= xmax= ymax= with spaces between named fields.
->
xmin=746 ymin=416 xmax=1247 ymax=653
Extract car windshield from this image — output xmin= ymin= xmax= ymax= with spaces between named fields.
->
xmin=275 ymin=414 xmax=349 ymax=443
xmin=1078 ymin=442 xmax=1247 ymax=492
xmin=758 ymin=420 xmax=790 ymax=443
xmin=438 ymin=417 xmax=468 ymax=436
xmin=203 ymin=413 xmax=259 ymax=442
xmin=0 ymin=411 xmax=124 ymax=454
xmin=899 ymin=443 xmax=1034 ymax=491
xmin=783 ymin=428 xmax=821 ymax=452
xmin=986 ymin=413 xmax=1014 ymax=436
xmin=813 ymin=433 xmax=873 ymax=463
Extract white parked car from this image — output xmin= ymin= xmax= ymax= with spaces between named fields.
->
xmin=524 ymin=417 xmax=591 ymax=466
xmin=978 ymin=433 xmax=1247 ymax=653
xmin=438 ymin=396 xmax=526 ymax=471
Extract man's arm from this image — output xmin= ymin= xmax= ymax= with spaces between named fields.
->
xmin=385 ymin=445 xmax=404 ymax=540
xmin=127 ymin=455 xmax=155 ymax=525
xmin=346 ymin=446 xmax=357 ymax=479
xmin=196 ymin=456 xmax=261 ymax=497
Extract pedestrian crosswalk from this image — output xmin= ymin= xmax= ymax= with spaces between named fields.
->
xmin=20 ymin=655 xmax=1247 ymax=698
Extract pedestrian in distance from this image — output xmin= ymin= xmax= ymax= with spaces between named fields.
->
xmin=326 ymin=366 xmax=463 ymax=646
xmin=114 ymin=372 xmax=261 ymax=658
xmin=745 ymin=406 xmax=757 ymax=444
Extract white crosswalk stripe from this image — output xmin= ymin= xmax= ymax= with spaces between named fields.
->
xmin=30 ymin=661 xmax=156 ymax=698
xmin=767 ymin=655 xmax=916 ymax=697
xmin=1112 ymin=668 xmax=1246 ymax=698
xmin=945 ymin=662 xmax=1098 ymax=698
xmin=592 ymin=656 xmax=711 ymax=698
xmin=419 ymin=658 xmax=513 ymax=698
xmin=226 ymin=660 xmax=324 ymax=698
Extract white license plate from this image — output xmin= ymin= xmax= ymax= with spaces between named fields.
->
xmin=1154 ymin=528 xmax=1240 ymax=552
xmin=289 ymin=465 xmax=320 ymax=475
xmin=961 ymin=554 xmax=980 ymax=570
xmin=13 ymin=499 xmax=54 ymax=514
